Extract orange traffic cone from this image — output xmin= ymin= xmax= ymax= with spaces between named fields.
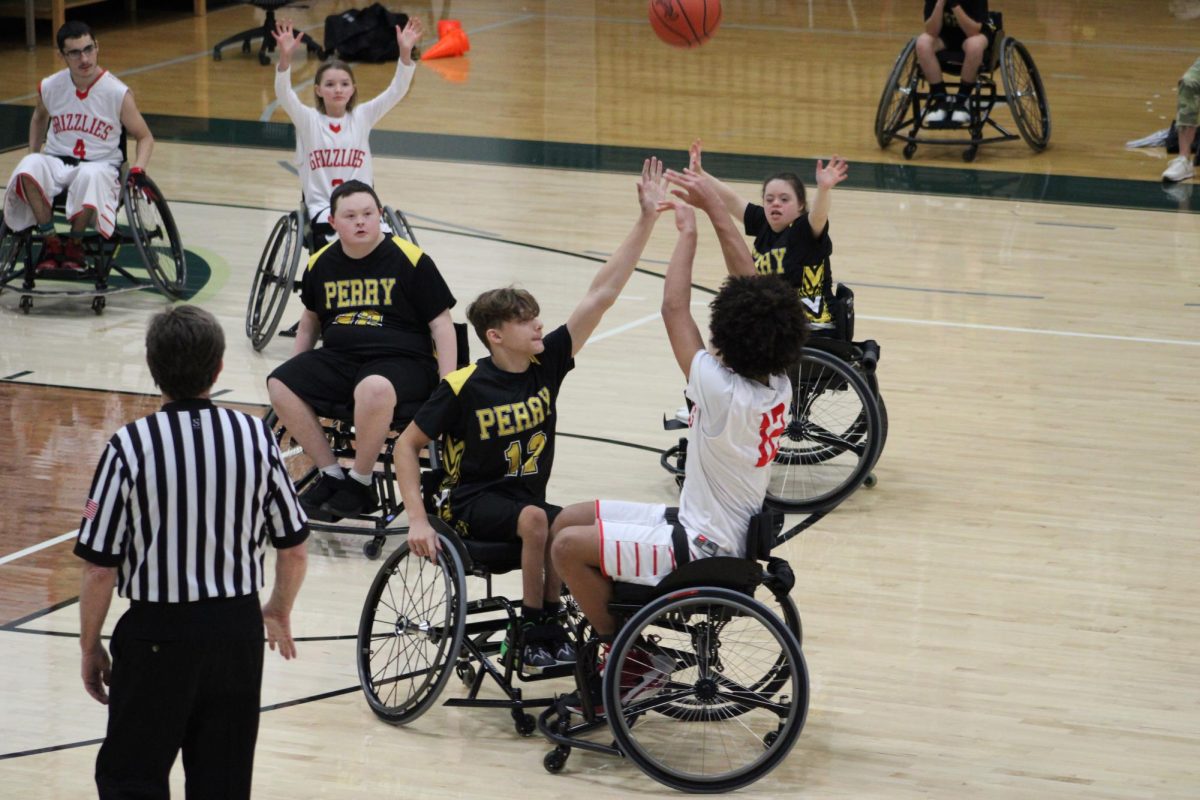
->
xmin=437 ymin=19 xmax=462 ymax=39
xmin=421 ymin=28 xmax=469 ymax=60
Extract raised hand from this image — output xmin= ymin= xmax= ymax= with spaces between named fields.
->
xmin=397 ymin=17 xmax=425 ymax=58
xmin=664 ymin=167 xmax=721 ymax=212
xmin=815 ymin=155 xmax=849 ymax=190
xmin=636 ymin=157 xmax=668 ymax=216
xmin=272 ymin=20 xmax=303 ymax=60
xmin=673 ymin=202 xmax=697 ymax=234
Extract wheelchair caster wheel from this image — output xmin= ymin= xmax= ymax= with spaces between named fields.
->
xmin=514 ymin=712 xmax=536 ymax=737
xmin=19 ymin=295 xmax=32 ymax=314
xmin=864 ymin=472 xmax=877 ymax=489
xmin=764 ymin=730 xmax=779 ymax=747
xmin=91 ymin=296 xmax=105 ymax=314
xmin=241 ymin=40 xmax=251 ymax=54
xmin=455 ymin=662 xmax=476 ymax=686
xmin=362 ymin=537 xmax=383 ymax=560
xmin=963 ymin=146 xmax=978 ymax=163
xmin=903 ymin=143 xmax=917 ymax=160
xmin=543 ymin=747 xmax=569 ymax=773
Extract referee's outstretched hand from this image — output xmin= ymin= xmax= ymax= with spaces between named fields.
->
xmin=263 ymin=601 xmax=297 ymax=660
xmin=82 ymin=644 xmax=111 ymax=704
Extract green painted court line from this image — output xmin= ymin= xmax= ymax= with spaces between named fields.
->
xmin=2 ymin=104 xmax=1195 ymax=213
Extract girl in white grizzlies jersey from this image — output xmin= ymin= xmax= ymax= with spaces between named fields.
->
xmin=271 ymin=18 xmax=424 ymax=242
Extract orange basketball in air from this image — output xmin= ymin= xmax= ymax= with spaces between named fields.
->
xmin=648 ymin=0 xmax=722 ymax=48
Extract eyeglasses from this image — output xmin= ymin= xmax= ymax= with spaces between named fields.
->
xmin=62 ymin=43 xmax=97 ymax=60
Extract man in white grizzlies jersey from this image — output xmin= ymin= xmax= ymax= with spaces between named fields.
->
xmin=550 ymin=171 xmax=809 ymax=709
xmin=271 ymin=18 xmax=423 ymax=241
xmin=3 ymin=21 xmax=154 ymax=273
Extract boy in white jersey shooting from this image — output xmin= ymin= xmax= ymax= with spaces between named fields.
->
xmin=3 ymin=21 xmax=155 ymax=273
xmin=550 ymin=173 xmax=808 ymax=708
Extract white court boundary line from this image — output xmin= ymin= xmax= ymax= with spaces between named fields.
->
xmin=0 ymin=530 xmax=78 ymax=567
xmin=860 ymin=315 xmax=1200 ymax=347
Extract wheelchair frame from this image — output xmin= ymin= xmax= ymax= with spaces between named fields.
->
xmin=358 ymin=521 xmax=580 ymax=736
xmin=0 ymin=170 xmax=187 ymax=314
xmin=245 ymin=199 xmax=417 ymax=351
xmin=357 ymin=519 xmax=808 ymax=792
xmin=874 ymin=11 xmax=1050 ymax=162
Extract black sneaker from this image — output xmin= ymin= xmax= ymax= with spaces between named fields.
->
xmin=549 ymin=624 xmax=576 ymax=665
xmin=299 ymin=472 xmax=345 ymax=517
xmin=321 ymin=477 xmax=378 ymax=517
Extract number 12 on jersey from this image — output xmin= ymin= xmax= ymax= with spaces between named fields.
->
xmin=504 ymin=431 xmax=547 ymax=477
xmin=755 ymin=403 xmax=787 ymax=467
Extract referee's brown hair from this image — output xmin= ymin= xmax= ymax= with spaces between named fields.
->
xmin=145 ymin=305 xmax=224 ymax=399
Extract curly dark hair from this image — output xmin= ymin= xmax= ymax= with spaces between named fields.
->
xmin=708 ymin=275 xmax=808 ymax=380
xmin=761 ymin=172 xmax=807 ymax=212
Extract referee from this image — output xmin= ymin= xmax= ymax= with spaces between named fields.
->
xmin=75 ymin=305 xmax=308 ymax=800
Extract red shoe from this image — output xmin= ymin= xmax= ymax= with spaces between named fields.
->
xmin=61 ymin=238 xmax=88 ymax=272
xmin=617 ymin=647 xmax=674 ymax=705
xmin=35 ymin=236 xmax=64 ymax=273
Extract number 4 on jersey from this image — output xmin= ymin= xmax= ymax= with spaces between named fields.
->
xmin=73 ymin=138 xmax=87 ymax=159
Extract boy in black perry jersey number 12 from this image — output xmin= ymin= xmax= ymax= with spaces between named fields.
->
xmin=395 ymin=158 xmax=673 ymax=670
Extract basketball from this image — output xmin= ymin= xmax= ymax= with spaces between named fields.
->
xmin=648 ymin=0 xmax=722 ymax=48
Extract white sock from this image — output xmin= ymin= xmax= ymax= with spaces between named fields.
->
xmin=348 ymin=469 xmax=372 ymax=486
xmin=321 ymin=464 xmax=345 ymax=479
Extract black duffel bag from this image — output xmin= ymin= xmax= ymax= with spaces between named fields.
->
xmin=324 ymin=4 xmax=409 ymax=62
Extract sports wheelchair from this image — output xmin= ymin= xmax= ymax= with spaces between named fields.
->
xmin=268 ymin=323 xmax=469 ymax=560
xmin=0 ymin=169 xmax=186 ymax=313
xmin=357 ymin=512 xmax=807 ymax=792
xmin=662 ymin=284 xmax=887 ymax=519
xmin=874 ymin=11 xmax=1050 ymax=162
xmin=245 ymin=199 xmax=418 ymax=350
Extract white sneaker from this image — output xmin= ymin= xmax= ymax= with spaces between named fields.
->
xmin=1162 ymin=155 xmax=1196 ymax=182
xmin=924 ymin=98 xmax=948 ymax=124
xmin=950 ymin=101 xmax=970 ymax=125
xmin=674 ymin=405 xmax=691 ymax=425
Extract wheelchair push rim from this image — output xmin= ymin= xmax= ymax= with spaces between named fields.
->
xmin=123 ymin=173 xmax=187 ymax=298
xmin=875 ymin=37 xmax=919 ymax=148
xmin=604 ymin=587 xmax=808 ymax=793
xmin=357 ymin=533 xmax=468 ymax=725
xmin=766 ymin=347 xmax=883 ymax=513
xmin=246 ymin=210 xmax=303 ymax=350
xmin=1001 ymin=38 xmax=1051 ymax=151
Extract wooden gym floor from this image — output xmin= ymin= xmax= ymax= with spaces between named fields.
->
xmin=0 ymin=2 xmax=1197 ymax=797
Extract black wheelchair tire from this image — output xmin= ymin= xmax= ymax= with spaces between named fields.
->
xmin=383 ymin=206 xmax=418 ymax=246
xmin=246 ymin=211 xmax=303 ymax=351
xmin=766 ymin=347 xmax=884 ymax=513
xmin=0 ymin=214 xmax=23 ymax=291
xmin=124 ymin=175 xmax=187 ymax=298
xmin=604 ymin=587 xmax=808 ymax=793
xmin=1001 ymin=38 xmax=1051 ymax=152
xmin=875 ymin=37 xmax=919 ymax=148
xmin=356 ymin=535 xmax=467 ymax=726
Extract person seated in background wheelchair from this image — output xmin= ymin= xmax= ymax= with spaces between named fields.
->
xmin=399 ymin=158 xmax=672 ymax=671
xmin=917 ymin=0 xmax=993 ymax=126
xmin=549 ymin=187 xmax=808 ymax=711
xmin=267 ymin=180 xmax=457 ymax=519
xmin=272 ymin=17 xmax=423 ymax=244
xmin=2 ymin=20 xmax=155 ymax=274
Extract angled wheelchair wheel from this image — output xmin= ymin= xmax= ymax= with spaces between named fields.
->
xmin=1001 ymin=38 xmax=1050 ymax=152
xmin=357 ymin=534 xmax=467 ymax=725
xmin=246 ymin=211 xmax=304 ymax=351
xmin=604 ymin=588 xmax=808 ymax=793
xmin=383 ymin=205 xmax=418 ymax=246
xmin=124 ymin=175 xmax=186 ymax=298
xmin=767 ymin=347 xmax=883 ymax=513
xmin=875 ymin=37 xmax=919 ymax=148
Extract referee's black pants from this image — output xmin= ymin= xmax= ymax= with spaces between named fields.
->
xmin=96 ymin=596 xmax=264 ymax=800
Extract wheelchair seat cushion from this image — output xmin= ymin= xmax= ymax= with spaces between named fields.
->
xmin=459 ymin=538 xmax=523 ymax=574
xmin=610 ymin=556 xmax=763 ymax=606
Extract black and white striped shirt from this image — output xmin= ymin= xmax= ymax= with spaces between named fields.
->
xmin=75 ymin=399 xmax=308 ymax=602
